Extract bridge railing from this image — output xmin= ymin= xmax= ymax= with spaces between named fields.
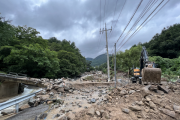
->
xmin=0 ymin=72 xmax=27 ymax=79
xmin=0 ymin=89 xmax=43 ymax=113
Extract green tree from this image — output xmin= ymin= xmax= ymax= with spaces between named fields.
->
xmin=3 ymin=44 xmax=59 ymax=78
xmin=0 ymin=17 xmax=15 ymax=47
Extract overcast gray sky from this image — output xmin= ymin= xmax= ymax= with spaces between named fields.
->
xmin=0 ymin=0 xmax=180 ymax=58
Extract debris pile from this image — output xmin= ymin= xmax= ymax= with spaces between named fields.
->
xmin=72 ymin=83 xmax=180 ymax=120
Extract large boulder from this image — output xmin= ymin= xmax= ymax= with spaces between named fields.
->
xmin=67 ymin=112 xmax=75 ymax=120
xmin=64 ymin=86 xmax=70 ymax=91
xmin=129 ymin=106 xmax=142 ymax=111
xmin=28 ymin=98 xmax=38 ymax=107
xmin=57 ymin=87 xmax=64 ymax=92
xmin=18 ymin=83 xmax=25 ymax=94
xmin=87 ymin=108 xmax=95 ymax=116
xmin=159 ymin=108 xmax=176 ymax=118
xmin=1 ymin=109 xmax=15 ymax=115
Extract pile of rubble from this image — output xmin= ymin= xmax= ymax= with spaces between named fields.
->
xmin=81 ymin=71 xmax=108 ymax=82
xmin=72 ymin=82 xmax=180 ymax=120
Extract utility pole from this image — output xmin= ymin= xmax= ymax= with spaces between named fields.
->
xmin=100 ymin=23 xmax=112 ymax=82
xmin=114 ymin=43 xmax=117 ymax=88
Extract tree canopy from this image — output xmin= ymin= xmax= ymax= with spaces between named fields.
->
xmin=0 ymin=16 xmax=88 ymax=78
xmin=141 ymin=23 xmax=180 ymax=59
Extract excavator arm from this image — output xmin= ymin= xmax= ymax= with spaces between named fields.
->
xmin=140 ymin=46 xmax=161 ymax=84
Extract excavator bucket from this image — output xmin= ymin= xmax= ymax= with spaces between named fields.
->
xmin=142 ymin=68 xmax=161 ymax=84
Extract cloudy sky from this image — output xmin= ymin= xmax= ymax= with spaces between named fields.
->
xmin=0 ymin=0 xmax=180 ymax=58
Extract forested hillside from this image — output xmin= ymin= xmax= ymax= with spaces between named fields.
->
xmin=0 ymin=17 xmax=87 ymax=78
xmin=134 ymin=23 xmax=180 ymax=59
xmin=86 ymin=58 xmax=93 ymax=61
xmin=86 ymin=54 xmax=110 ymax=66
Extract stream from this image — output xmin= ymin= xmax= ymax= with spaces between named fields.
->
xmin=0 ymin=85 xmax=41 ymax=116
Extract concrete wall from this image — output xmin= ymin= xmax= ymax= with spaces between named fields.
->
xmin=0 ymin=81 xmax=19 ymax=99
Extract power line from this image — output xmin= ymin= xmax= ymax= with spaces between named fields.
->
xmin=118 ymin=0 xmax=168 ymax=51
xmin=109 ymin=0 xmax=127 ymax=54
xmin=111 ymin=0 xmax=118 ymax=27
xmin=117 ymin=0 xmax=158 ymax=49
xmin=124 ymin=0 xmax=170 ymax=47
xmin=97 ymin=0 xmax=102 ymax=51
xmin=98 ymin=0 xmax=107 ymax=53
xmin=103 ymin=0 xmax=107 ymax=26
xmin=110 ymin=0 xmax=153 ymax=54
xmin=116 ymin=0 xmax=143 ymax=44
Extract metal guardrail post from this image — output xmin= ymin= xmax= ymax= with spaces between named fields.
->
xmin=16 ymin=73 xmax=17 ymax=78
xmin=15 ymin=103 xmax=19 ymax=113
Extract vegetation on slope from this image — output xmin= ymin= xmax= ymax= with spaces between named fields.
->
xmin=86 ymin=54 xmax=111 ymax=67
xmin=0 ymin=16 xmax=88 ymax=78
xmin=134 ymin=24 xmax=180 ymax=59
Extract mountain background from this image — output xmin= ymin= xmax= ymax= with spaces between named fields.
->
xmin=86 ymin=53 xmax=111 ymax=66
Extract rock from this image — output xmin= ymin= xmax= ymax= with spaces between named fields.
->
xmin=121 ymin=108 xmax=129 ymax=114
xmin=56 ymin=99 xmax=64 ymax=104
xmin=19 ymin=104 xmax=30 ymax=111
xmin=87 ymin=108 xmax=95 ymax=116
xmin=58 ymin=114 xmax=68 ymax=120
xmin=95 ymin=111 xmax=101 ymax=117
xmin=1 ymin=109 xmax=15 ymax=115
xmin=53 ymin=114 xmax=60 ymax=118
xmin=135 ymin=101 xmax=144 ymax=106
xmin=149 ymin=85 xmax=158 ymax=92
xmin=69 ymin=89 xmax=73 ymax=93
xmin=64 ymin=86 xmax=70 ymax=91
xmin=91 ymin=98 xmax=96 ymax=103
xmin=137 ymin=115 xmax=142 ymax=118
xmin=102 ymin=111 xmax=110 ymax=119
xmin=176 ymin=79 xmax=180 ymax=83
xmin=158 ymin=85 xmax=169 ymax=93
xmin=49 ymin=92 xmax=54 ymax=96
xmin=129 ymin=90 xmax=135 ymax=94
xmin=149 ymin=101 xmax=156 ymax=109
xmin=173 ymin=105 xmax=180 ymax=112
xmin=39 ymin=113 xmax=47 ymax=119
xmin=159 ymin=108 xmax=176 ymax=118
xmin=141 ymin=85 xmax=151 ymax=97
xmin=129 ymin=106 xmax=142 ymax=111
xmin=145 ymin=96 xmax=151 ymax=101
xmin=144 ymin=107 xmax=149 ymax=113
xmin=54 ymin=105 xmax=59 ymax=108
xmin=47 ymin=101 xmax=53 ymax=104
xmin=28 ymin=98 xmax=37 ymax=107
xmin=38 ymin=95 xmax=49 ymax=101
xmin=165 ymin=106 xmax=173 ymax=111
xmin=53 ymin=85 xmax=60 ymax=90
xmin=120 ymin=89 xmax=127 ymax=96
xmin=57 ymin=87 xmax=64 ymax=92
xmin=151 ymin=98 xmax=161 ymax=105
xmin=18 ymin=83 xmax=25 ymax=94
xmin=67 ymin=112 xmax=75 ymax=120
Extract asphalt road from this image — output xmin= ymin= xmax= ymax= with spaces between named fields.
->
xmin=6 ymin=104 xmax=49 ymax=120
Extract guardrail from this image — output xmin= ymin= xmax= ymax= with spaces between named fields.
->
xmin=0 ymin=89 xmax=42 ymax=113
xmin=0 ymin=72 xmax=28 ymax=79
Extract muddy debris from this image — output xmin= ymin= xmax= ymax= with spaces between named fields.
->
xmin=71 ymin=83 xmax=180 ymax=120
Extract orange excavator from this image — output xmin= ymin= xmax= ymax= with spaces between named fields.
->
xmin=131 ymin=46 xmax=161 ymax=84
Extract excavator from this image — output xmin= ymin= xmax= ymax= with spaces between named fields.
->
xmin=131 ymin=46 xmax=161 ymax=84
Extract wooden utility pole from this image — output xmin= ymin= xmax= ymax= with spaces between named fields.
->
xmin=100 ymin=23 xmax=112 ymax=82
